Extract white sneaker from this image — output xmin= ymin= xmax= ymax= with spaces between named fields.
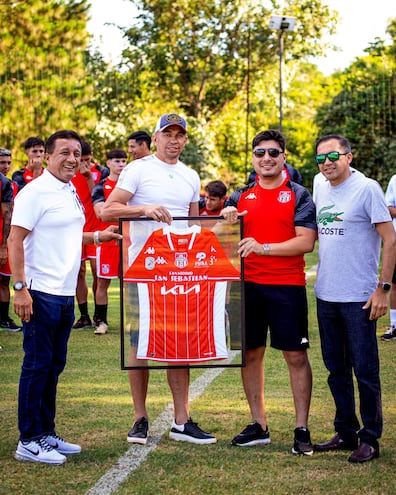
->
xmin=15 ymin=438 xmax=67 ymax=465
xmin=94 ymin=321 xmax=108 ymax=335
xmin=43 ymin=434 xmax=81 ymax=455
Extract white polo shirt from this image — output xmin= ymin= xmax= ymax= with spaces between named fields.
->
xmin=11 ymin=169 xmax=85 ymax=296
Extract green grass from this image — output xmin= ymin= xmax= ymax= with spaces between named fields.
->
xmin=0 ymin=264 xmax=395 ymax=495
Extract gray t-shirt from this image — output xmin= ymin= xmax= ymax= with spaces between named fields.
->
xmin=314 ymin=172 xmax=391 ymax=302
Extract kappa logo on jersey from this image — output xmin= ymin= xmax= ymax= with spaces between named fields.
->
xmin=101 ymin=263 xmax=111 ymax=275
xmin=144 ymin=247 xmax=155 ymax=254
xmin=145 ymin=257 xmax=155 ymax=270
xmin=210 ymin=246 xmax=217 ymax=253
xmin=155 ymin=256 xmax=167 ymax=265
xmin=104 ymin=184 xmax=113 ymax=190
xmin=245 ymin=192 xmax=257 ymax=200
xmin=278 ymin=190 xmax=291 ymax=203
xmin=174 ymin=252 xmax=188 ymax=268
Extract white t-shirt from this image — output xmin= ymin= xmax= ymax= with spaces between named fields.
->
xmin=384 ymin=174 xmax=396 ymax=230
xmin=314 ymin=172 xmax=391 ymax=302
xmin=11 ymin=170 xmax=85 ymax=295
xmin=116 ymin=154 xmax=200 ymax=262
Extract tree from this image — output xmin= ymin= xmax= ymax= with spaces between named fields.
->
xmin=0 ymin=0 xmax=95 ymax=168
xmin=121 ymin=0 xmax=337 ymax=121
xmin=316 ymin=20 xmax=396 ymax=188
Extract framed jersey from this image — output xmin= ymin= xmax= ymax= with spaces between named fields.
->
xmin=119 ymin=216 xmax=245 ymax=369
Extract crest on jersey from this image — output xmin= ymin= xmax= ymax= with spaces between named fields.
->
xmin=278 ymin=190 xmax=291 ymax=203
xmin=175 ymin=252 xmax=188 ymax=268
xmin=102 ymin=264 xmax=110 ymax=275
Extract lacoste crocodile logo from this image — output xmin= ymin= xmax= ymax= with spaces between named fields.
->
xmin=317 ymin=205 xmax=344 ymax=226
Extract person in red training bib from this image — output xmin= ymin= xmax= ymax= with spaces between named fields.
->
xmin=91 ymin=148 xmax=127 ymax=335
xmin=199 ymin=180 xmax=227 ymax=216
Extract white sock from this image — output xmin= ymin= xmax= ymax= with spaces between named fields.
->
xmin=171 ymin=420 xmax=185 ymax=431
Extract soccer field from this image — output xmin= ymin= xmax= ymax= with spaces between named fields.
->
xmin=0 ymin=262 xmax=395 ymax=495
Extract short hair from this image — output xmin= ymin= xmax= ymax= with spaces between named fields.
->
xmin=80 ymin=140 xmax=92 ymax=156
xmin=315 ymin=134 xmax=352 ymax=153
xmin=252 ymin=129 xmax=286 ymax=151
xmin=24 ymin=136 xmax=45 ymax=150
xmin=107 ymin=148 xmax=127 ymax=160
xmin=127 ymin=130 xmax=151 ymax=149
xmin=0 ymin=148 xmax=11 ymax=156
xmin=45 ymin=130 xmax=82 ymax=154
xmin=204 ymin=180 xmax=227 ymax=198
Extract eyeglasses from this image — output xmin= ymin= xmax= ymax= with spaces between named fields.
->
xmin=315 ymin=151 xmax=349 ymax=165
xmin=253 ymin=148 xmax=283 ymax=158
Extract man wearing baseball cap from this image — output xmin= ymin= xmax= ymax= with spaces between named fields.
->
xmin=102 ymin=113 xmax=217 ymax=446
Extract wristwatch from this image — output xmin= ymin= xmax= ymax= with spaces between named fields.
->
xmin=378 ymin=281 xmax=392 ymax=292
xmin=13 ymin=281 xmax=27 ymax=291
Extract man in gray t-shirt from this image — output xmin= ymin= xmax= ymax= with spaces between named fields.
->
xmin=313 ymin=134 xmax=396 ymax=464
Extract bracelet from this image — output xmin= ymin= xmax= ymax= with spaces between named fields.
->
xmin=262 ymin=243 xmax=270 ymax=256
xmin=93 ymin=231 xmax=101 ymax=245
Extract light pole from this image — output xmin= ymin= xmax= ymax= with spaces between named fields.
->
xmin=269 ymin=15 xmax=296 ymax=133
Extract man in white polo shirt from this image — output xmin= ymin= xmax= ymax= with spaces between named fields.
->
xmin=8 ymin=130 xmax=121 ymax=465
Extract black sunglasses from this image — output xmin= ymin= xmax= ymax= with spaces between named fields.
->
xmin=253 ymin=148 xmax=283 ymax=158
xmin=315 ymin=151 xmax=349 ymax=165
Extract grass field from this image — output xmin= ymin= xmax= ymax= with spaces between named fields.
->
xmin=0 ymin=255 xmax=395 ymax=495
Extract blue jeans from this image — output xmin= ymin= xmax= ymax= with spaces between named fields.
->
xmin=18 ymin=290 xmax=75 ymax=441
xmin=316 ymin=299 xmax=382 ymax=447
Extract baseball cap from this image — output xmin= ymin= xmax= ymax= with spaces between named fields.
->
xmin=154 ymin=113 xmax=187 ymax=133
xmin=0 ymin=148 xmax=11 ymax=156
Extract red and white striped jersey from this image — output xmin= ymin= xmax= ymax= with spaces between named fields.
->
xmin=124 ymin=225 xmax=240 ymax=362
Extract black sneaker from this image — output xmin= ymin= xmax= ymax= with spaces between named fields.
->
xmin=127 ymin=417 xmax=149 ymax=445
xmin=231 ymin=422 xmax=271 ymax=447
xmin=72 ymin=315 xmax=92 ymax=330
xmin=379 ymin=326 xmax=396 ymax=341
xmin=0 ymin=318 xmax=22 ymax=332
xmin=169 ymin=418 xmax=217 ymax=444
xmin=292 ymin=427 xmax=314 ymax=455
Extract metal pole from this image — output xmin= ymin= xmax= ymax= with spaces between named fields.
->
xmin=245 ymin=27 xmax=251 ymax=181
xmin=279 ymin=29 xmax=284 ymax=133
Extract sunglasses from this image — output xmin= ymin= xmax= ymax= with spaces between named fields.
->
xmin=253 ymin=148 xmax=283 ymax=158
xmin=315 ymin=151 xmax=349 ymax=165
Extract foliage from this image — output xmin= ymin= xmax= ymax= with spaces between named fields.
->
xmin=0 ymin=0 xmax=95 ymax=169
xmin=315 ymin=20 xmax=396 ymax=188
xmin=122 ymin=0 xmax=337 ymax=120
xmin=0 ymin=0 xmax=395 ymax=190
xmin=111 ymin=0 xmax=338 ymax=184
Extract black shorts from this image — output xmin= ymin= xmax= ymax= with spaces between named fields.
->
xmin=245 ymin=282 xmax=309 ymax=351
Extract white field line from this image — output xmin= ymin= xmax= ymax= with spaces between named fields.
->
xmin=85 ymin=351 xmax=239 ymax=495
